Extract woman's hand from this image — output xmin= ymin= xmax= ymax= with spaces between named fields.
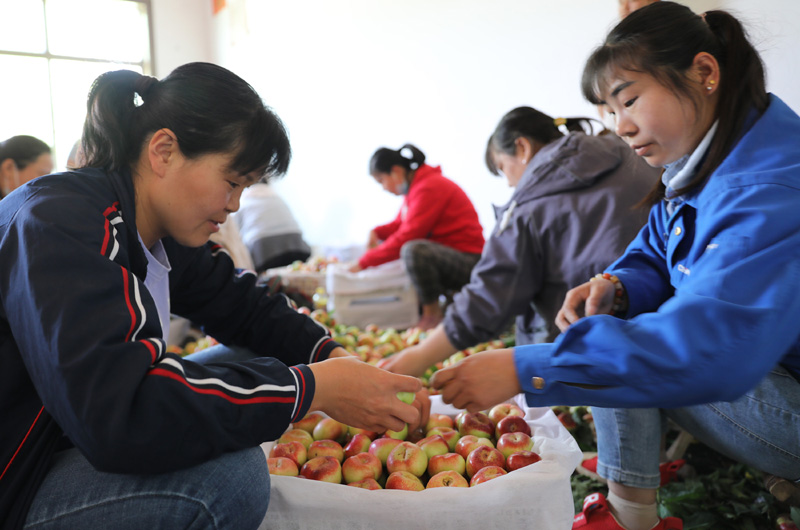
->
xmin=377 ymin=345 xmax=434 ymax=377
xmin=348 ymin=264 xmax=363 ymax=273
xmin=430 ymin=348 xmax=520 ymax=413
xmin=308 ymin=356 xmax=422 ymax=433
xmin=367 ymin=230 xmax=380 ymax=249
xmin=555 ymin=278 xmax=616 ymax=332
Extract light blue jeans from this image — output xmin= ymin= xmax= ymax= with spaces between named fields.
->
xmin=594 ymin=365 xmax=800 ymax=489
xmin=24 ymin=344 xmax=269 ymax=530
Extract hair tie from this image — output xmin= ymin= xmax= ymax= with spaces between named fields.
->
xmin=133 ymin=75 xmax=158 ymax=107
xmin=700 ymin=12 xmax=708 ymax=24
xmin=554 ymin=117 xmax=567 ymax=127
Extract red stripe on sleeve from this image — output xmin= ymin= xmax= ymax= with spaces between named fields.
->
xmin=149 ymin=368 xmax=296 ymax=405
xmin=313 ymin=338 xmax=333 ymax=363
xmin=121 ymin=269 xmax=137 ymax=342
xmin=140 ymin=340 xmax=157 ymax=364
xmin=0 ymin=406 xmax=44 ymax=482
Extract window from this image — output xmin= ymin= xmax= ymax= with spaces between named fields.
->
xmin=0 ymin=0 xmax=152 ymax=170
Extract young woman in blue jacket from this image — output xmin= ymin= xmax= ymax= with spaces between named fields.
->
xmin=0 ymin=63 xmax=422 ymax=530
xmin=432 ymin=3 xmax=800 ymax=529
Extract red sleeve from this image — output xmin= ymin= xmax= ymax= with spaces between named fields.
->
xmin=358 ymin=179 xmax=447 ymax=268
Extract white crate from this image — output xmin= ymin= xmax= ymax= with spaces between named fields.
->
xmin=328 ymin=286 xmax=419 ymax=330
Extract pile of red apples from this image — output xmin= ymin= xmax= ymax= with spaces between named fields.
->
xmin=267 ymin=402 xmax=541 ymax=490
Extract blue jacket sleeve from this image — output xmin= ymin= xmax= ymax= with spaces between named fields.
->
xmin=514 ymin=179 xmax=800 ymax=408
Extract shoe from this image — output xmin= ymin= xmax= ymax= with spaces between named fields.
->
xmin=573 ymin=492 xmax=683 ymax=529
xmin=576 ymin=455 xmax=686 ymax=487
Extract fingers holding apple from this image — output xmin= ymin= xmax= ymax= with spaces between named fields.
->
xmin=431 ymin=349 xmax=520 ymax=412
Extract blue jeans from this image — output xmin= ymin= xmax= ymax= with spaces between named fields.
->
xmin=594 ymin=365 xmax=800 ymax=489
xmin=25 ymin=344 xmax=269 ymax=529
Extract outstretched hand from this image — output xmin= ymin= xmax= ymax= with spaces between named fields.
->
xmin=555 ymin=278 xmax=615 ymax=332
xmin=430 ymin=348 xmax=520 ymax=413
xmin=308 ymin=356 xmax=423 ymax=433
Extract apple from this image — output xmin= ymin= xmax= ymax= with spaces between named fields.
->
xmin=313 ymin=418 xmax=347 ymax=443
xmin=307 ymin=439 xmax=344 ymax=463
xmin=268 ymin=440 xmax=307 ymax=467
xmin=487 ymin=403 xmax=525 ymax=427
xmin=344 ymin=433 xmax=373 ymax=459
xmin=384 ymin=423 xmax=408 ymax=441
xmin=386 ymin=441 xmax=428 ymax=477
xmin=342 ymin=452 xmax=382 ymax=484
xmin=368 ymin=438 xmax=402 ymax=466
xmin=426 ymin=413 xmax=455 ymax=432
xmin=292 ymin=412 xmax=324 ymax=434
xmin=267 ymin=456 xmax=299 ymax=476
xmin=348 ymin=477 xmax=382 ymax=490
xmin=455 ymin=435 xmax=494 ymax=460
xmin=427 ymin=470 xmax=469 ymax=488
xmin=469 ymin=465 xmax=507 ymax=486
xmin=300 ymin=456 xmax=342 ymax=483
xmin=347 ymin=426 xmax=378 ymax=441
xmin=385 ymin=471 xmax=425 ymax=491
xmin=496 ymin=432 xmax=535 ymax=460
xmin=417 ymin=435 xmax=450 ymax=460
xmin=396 ymin=391 xmax=415 ymax=404
xmin=466 ymin=445 xmax=506 ymax=478
xmin=427 ymin=452 xmax=466 ymax=477
xmin=454 ymin=411 xmax=468 ymax=431
xmin=427 ymin=426 xmax=460 ymax=452
xmin=495 ymin=415 xmax=532 ymax=439
xmin=556 ymin=410 xmax=578 ymax=431
xmin=278 ymin=428 xmax=314 ymax=449
xmin=506 ymin=450 xmax=542 ymax=471
xmin=458 ymin=412 xmax=494 ymax=439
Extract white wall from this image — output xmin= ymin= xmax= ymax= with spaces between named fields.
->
xmin=150 ymin=0 xmax=214 ymax=77
xmin=203 ymin=0 xmax=799 ymax=252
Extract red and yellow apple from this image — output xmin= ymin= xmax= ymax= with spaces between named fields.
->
xmin=495 ymin=414 xmax=532 ymax=439
xmin=426 ymin=413 xmax=455 ymax=432
xmin=269 ymin=440 xmax=307 ymax=467
xmin=487 ymin=402 xmax=525 ymax=427
xmin=455 ymin=435 xmax=494 ymax=460
xmin=469 ymin=465 xmax=507 ymax=486
xmin=278 ymin=428 xmax=314 ymax=449
xmin=427 ymin=452 xmax=466 ymax=477
xmin=342 ymin=452 xmax=382 ymax=484
xmin=417 ymin=435 xmax=449 ymax=460
xmin=343 ymin=433 xmax=373 ymax=459
xmin=506 ymin=450 xmax=542 ymax=471
xmin=267 ymin=456 xmax=299 ymax=476
xmin=292 ymin=412 xmax=324 ymax=434
xmin=368 ymin=437 xmax=402 ymax=466
xmin=385 ymin=470 xmax=424 ymax=491
xmin=347 ymin=477 xmax=382 ymax=490
xmin=307 ymin=439 xmax=344 ymax=463
xmin=426 ymin=426 xmax=460 ymax=451
xmin=466 ymin=445 xmax=506 ymax=478
xmin=496 ymin=432 xmax=535 ymax=460
xmin=299 ymin=455 xmax=342 ymax=483
xmin=313 ymin=418 xmax=347 ymax=443
xmin=386 ymin=441 xmax=428 ymax=477
xmin=427 ymin=470 xmax=469 ymax=488
xmin=458 ymin=412 xmax=494 ymax=439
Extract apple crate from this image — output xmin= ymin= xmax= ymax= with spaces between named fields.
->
xmin=325 ymin=260 xmax=419 ymax=330
xmin=258 ymin=395 xmax=582 ymax=530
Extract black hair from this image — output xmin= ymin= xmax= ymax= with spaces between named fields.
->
xmin=485 ymin=106 xmax=603 ymax=176
xmin=81 ymin=62 xmax=291 ymax=179
xmin=369 ymin=144 xmax=426 ymax=176
xmin=0 ymin=135 xmax=51 ymax=169
xmin=581 ymin=1 xmax=768 ymax=206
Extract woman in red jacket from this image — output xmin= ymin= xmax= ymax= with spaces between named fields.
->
xmin=352 ymin=144 xmax=484 ymax=329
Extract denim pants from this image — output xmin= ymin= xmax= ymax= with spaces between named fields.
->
xmin=24 ymin=344 xmax=269 ymax=530
xmin=593 ymin=365 xmax=800 ymax=489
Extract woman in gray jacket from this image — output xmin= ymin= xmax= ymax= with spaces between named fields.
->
xmin=381 ymin=106 xmax=659 ymax=377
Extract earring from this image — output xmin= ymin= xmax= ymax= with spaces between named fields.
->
xmin=707 ymin=79 xmax=716 ymax=91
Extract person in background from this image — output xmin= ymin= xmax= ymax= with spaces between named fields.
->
xmin=0 ymin=62 xmax=424 ymax=530
xmin=0 ymin=135 xmax=53 ymax=199
xmin=234 ymin=181 xmax=311 ymax=272
xmin=431 ymin=3 xmax=800 ymax=529
xmin=380 ymin=108 xmax=658 ymax=377
xmin=351 ymin=143 xmax=485 ymax=330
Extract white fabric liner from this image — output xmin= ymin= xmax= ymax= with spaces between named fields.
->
xmin=259 ymin=394 xmax=582 ymax=530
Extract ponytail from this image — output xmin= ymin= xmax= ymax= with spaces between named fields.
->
xmin=369 ymin=143 xmax=426 ymax=175
xmin=581 ymin=1 xmax=768 ymax=206
xmin=82 ymin=63 xmax=291 ymax=179
xmin=485 ymin=106 xmax=604 ymax=176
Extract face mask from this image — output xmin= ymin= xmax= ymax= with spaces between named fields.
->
xmin=397 ymin=180 xmax=409 ymax=195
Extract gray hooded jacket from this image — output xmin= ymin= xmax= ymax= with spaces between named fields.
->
xmin=444 ymin=132 xmax=660 ymax=347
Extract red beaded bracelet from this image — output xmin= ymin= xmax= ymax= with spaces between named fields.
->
xmin=590 ymin=272 xmax=627 ymax=315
